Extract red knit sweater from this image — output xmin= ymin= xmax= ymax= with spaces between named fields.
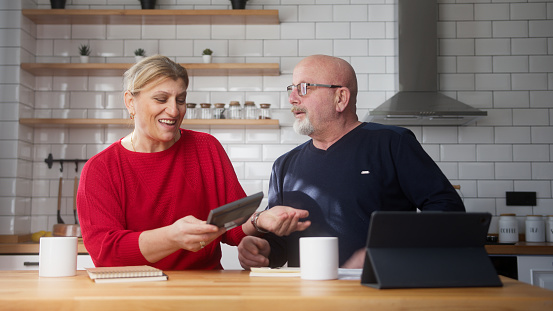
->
xmin=77 ymin=129 xmax=246 ymax=270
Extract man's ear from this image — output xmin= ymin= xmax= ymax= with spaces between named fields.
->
xmin=335 ymin=87 xmax=350 ymax=113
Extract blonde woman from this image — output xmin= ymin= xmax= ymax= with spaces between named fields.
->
xmin=78 ymin=55 xmax=309 ymax=269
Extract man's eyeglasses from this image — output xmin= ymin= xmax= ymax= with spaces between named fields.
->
xmin=287 ymin=83 xmax=343 ymax=97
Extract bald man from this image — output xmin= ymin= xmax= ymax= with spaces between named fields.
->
xmin=238 ymin=55 xmax=465 ymax=269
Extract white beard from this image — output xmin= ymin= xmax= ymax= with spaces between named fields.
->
xmin=293 ymin=114 xmax=315 ymax=136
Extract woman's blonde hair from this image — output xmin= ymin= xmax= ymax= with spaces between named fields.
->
xmin=123 ymin=55 xmax=189 ymax=95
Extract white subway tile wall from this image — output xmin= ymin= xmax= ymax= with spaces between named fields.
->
xmin=0 ymin=0 xmax=551 ymax=238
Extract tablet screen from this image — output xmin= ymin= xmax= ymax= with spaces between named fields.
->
xmin=206 ymin=192 xmax=264 ymax=230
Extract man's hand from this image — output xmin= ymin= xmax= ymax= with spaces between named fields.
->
xmin=341 ymin=248 xmax=366 ymax=269
xmin=238 ymin=236 xmax=271 ymax=270
xmin=257 ymin=206 xmax=311 ymax=236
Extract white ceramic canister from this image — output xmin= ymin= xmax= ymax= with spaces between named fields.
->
xmin=546 ymin=215 xmax=553 ymax=243
xmin=525 ymin=215 xmax=545 ymax=242
xmin=498 ymin=213 xmax=519 ymax=243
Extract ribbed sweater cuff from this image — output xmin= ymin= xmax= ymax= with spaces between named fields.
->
xmin=118 ymin=231 xmax=148 ymax=266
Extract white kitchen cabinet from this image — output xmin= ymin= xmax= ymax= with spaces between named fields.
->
xmin=0 ymin=255 xmax=94 ymax=271
xmin=517 ymin=255 xmax=553 ymax=290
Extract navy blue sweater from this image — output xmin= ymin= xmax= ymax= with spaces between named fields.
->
xmin=265 ymin=122 xmax=465 ymax=267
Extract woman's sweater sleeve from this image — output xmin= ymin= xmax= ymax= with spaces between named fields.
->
xmin=77 ymin=155 xmax=149 ymax=267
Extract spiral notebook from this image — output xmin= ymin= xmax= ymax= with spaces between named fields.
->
xmin=85 ymin=265 xmax=168 ymax=283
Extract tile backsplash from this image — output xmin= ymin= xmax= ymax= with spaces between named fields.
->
xmin=0 ymin=0 xmax=552 ymax=236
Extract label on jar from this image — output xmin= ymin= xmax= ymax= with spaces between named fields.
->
xmin=525 ymin=216 xmax=545 ymax=242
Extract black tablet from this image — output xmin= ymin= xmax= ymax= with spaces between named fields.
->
xmin=206 ymin=192 xmax=264 ymax=230
xmin=361 ymin=211 xmax=502 ymax=289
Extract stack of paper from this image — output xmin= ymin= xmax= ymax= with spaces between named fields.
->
xmin=249 ymin=267 xmax=301 ymax=277
xmin=249 ymin=267 xmax=363 ymax=280
xmin=85 ymin=265 xmax=168 ymax=283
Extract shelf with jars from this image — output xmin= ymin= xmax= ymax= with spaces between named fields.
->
xmin=19 ymin=9 xmax=281 ymax=129
xmin=185 ymin=101 xmax=273 ymax=122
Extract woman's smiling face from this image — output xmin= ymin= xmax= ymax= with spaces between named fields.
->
xmin=126 ymin=77 xmax=187 ymax=152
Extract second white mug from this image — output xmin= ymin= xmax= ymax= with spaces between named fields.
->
xmin=299 ymin=237 xmax=339 ymax=280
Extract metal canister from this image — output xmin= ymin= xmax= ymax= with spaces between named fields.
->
xmin=525 ymin=215 xmax=545 ymax=242
xmin=498 ymin=213 xmax=518 ymax=243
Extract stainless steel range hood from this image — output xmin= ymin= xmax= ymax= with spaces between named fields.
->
xmin=366 ymin=0 xmax=487 ymax=126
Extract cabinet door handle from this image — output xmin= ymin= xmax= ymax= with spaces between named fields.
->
xmin=23 ymin=261 xmax=39 ymax=266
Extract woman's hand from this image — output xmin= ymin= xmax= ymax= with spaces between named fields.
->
xmin=139 ymin=215 xmax=226 ymax=263
xmin=169 ymin=216 xmax=227 ymax=252
xmin=256 ymin=206 xmax=311 ymax=236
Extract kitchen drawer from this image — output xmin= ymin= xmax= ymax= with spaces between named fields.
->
xmin=0 ymin=255 xmax=94 ymax=271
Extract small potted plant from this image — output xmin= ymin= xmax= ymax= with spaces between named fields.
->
xmin=78 ymin=44 xmax=91 ymax=63
xmin=50 ymin=0 xmax=66 ymax=9
xmin=202 ymin=48 xmax=213 ymax=63
xmin=134 ymin=48 xmax=146 ymax=62
xmin=139 ymin=0 xmax=157 ymax=9
xmin=230 ymin=0 xmax=247 ymax=10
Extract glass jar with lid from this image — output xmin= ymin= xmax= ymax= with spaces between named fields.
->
xmin=259 ymin=103 xmax=271 ymax=119
xmin=213 ymin=103 xmax=226 ymax=119
xmin=244 ymin=101 xmax=257 ymax=119
xmin=200 ymin=103 xmax=212 ymax=119
xmin=185 ymin=103 xmax=197 ymax=119
xmin=498 ymin=213 xmax=518 ymax=243
xmin=228 ymin=101 xmax=242 ymax=119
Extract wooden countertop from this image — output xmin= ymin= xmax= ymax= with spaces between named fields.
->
xmin=1 ymin=241 xmax=552 ymax=255
xmin=0 ymin=270 xmax=551 ymax=311
xmin=0 ymin=241 xmax=88 ymax=254
xmin=485 ymin=242 xmax=553 ymax=255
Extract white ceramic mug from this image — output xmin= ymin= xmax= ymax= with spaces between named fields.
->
xmin=299 ymin=237 xmax=339 ymax=280
xmin=39 ymin=236 xmax=78 ymax=277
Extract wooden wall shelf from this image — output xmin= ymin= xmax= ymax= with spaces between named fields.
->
xmin=19 ymin=10 xmax=281 ymax=129
xmin=20 ymin=63 xmax=280 ymax=77
xmin=21 ymin=9 xmax=279 ymax=25
xmin=19 ymin=118 xmax=280 ymax=129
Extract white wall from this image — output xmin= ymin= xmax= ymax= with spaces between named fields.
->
xmin=0 ymin=0 xmax=552 ymax=242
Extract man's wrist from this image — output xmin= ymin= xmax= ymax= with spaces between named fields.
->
xmin=251 ymin=211 xmax=269 ymax=234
